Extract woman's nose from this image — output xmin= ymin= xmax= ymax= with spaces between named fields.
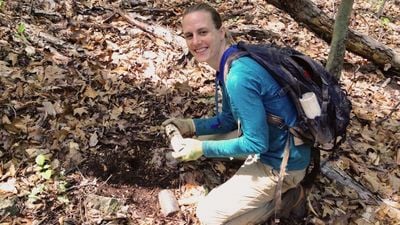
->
xmin=192 ymin=34 xmax=200 ymax=44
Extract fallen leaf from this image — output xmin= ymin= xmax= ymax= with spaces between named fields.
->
xmin=0 ymin=178 xmax=18 ymax=194
xmin=89 ymin=132 xmax=98 ymax=147
xmin=110 ymin=106 xmax=123 ymax=120
xmin=84 ymin=86 xmax=99 ymax=99
xmin=73 ymin=107 xmax=88 ymax=116
xmin=362 ymin=172 xmax=380 ymax=193
xmin=25 ymin=45 xmax=36 ymax=56
xmin=42 ymin=101 xmax=57 ymax=116
xmin=2 ymin=115 xmax=11 ymax=124
xmin=397 ymin=148 xmax=400 ymax=165
xmin=213 ymin=162 xmax=226 ymax=174
xmin=64 ymin=141 xmax=83 ymax=168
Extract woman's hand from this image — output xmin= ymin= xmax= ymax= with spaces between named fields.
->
xmin=162 ymin=118 xmax=195 ymax=137
xmin=171 ymin=138 xmax=203 ymax=161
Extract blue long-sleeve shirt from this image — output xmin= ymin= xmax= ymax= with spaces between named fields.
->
xmin=193 ymin=56 xmax=311 ymax=171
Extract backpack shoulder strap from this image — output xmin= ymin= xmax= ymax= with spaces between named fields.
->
xmin=223 ymin=51 xmax=249 ymax=81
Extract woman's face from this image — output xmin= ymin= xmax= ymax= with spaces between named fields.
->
xmin=182 ymin=10 xmax=225 ymax=69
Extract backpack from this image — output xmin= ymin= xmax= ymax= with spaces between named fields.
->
xmin=225 ymin=41 xmax=352 ymax=152
xmin=223 ymin=41 xmax=352 ymax=223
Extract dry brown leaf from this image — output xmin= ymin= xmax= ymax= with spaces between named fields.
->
xmin=397 ymin=148 xmax=400 ymax=165
xmin=73 ymin=107 xmax=88 ymax=116
xmin=2 ymin=115 xmax=11 ymax=124
xmin=110 ymin=106 xmax=123 ymax=120
xmin=362 ymin=172 xmax=381 ymax=193
xmin=6 ymin=53 xmax=18 ymax=66
xmin=41 ymin=101 xmax=57 ymax=116
xmin=213 ymin=162 xmax=226 ymax=174
xmin=4 ymin=118 xmax=28 ymax=134
xmin=178 ymin=185 xmax=207 ymax=206
xmin=389 ymin=174 xmax=400 ymax=193
xmin=44 ymin=65 xmax=66 ymax=83
xmin=1 ymin=162 xmax=16 ymax=180
xmin=84 ymin=86 xmax=99 ymax=99
xmin=64 ymin=141 xmax=83 ymax=168
xmin=360 ymin=126 xmax=376 ymax=142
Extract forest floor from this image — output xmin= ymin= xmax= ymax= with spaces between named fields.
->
xmin=0 ymin=0 xmax=399 ymax=225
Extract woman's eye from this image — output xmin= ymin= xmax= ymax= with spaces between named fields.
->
xmin=184 ymin=34 xmax=193 ymax=39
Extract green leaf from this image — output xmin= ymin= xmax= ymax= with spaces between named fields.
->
xmin=57 ymin=181 xmax=67 ymax=193
xmin=35 ymin=154 xmax=46 ymax=166
xmin=57 ymin=195 xmax=69 ymax=204
xmin=17 ymin=22 xmax=25 ymax=34
xmin=40 ymin=169 xmax=53 ymax=180
xmin=29 ymin=184 xmax=45 ymax=202
xmin=43 ymin=164 xmax=51 ymax=169
xmin=381 ymin=17 xmax=390 ymax=26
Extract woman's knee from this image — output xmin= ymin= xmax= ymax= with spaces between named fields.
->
xmin=196 ymin=199 xmax=214 ymax=224
xmin=196 ymin=198 xmax=226 ymax=225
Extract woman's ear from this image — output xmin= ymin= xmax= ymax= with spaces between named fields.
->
xmin=220 ymin=26 xmax=226 ymax=41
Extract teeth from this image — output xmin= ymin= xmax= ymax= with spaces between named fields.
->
xmin=195 ymin=47 xmax=207 ymax=53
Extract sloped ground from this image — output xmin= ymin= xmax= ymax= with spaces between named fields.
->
xmin=0 ymin=0 xmax=399 ymax=224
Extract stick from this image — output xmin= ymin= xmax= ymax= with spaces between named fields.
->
xmin=32 ymin=9 xmax=63 ymax=22
xmin=320 ymin=160 xmax=379 ymax=203
xmin=376 ymin=101 xmax=400 ymax=125
xmin=115 ymin=9 xmax=187 ymax=49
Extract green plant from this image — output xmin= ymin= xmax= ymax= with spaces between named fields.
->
xmin=35 ymin=154 xmax=53 ymax=180
xmin=380 ymin=17 xmax=390 ymax=27
xmin=15 ymin=22 xmax=27 ymax=42
xmin=0 ymin=0 xmax=4 ymax=9
xmin=28 ymin=184 xmax=45 ymax=203
xmin=57 ymin=181 xmax=69 ymax=203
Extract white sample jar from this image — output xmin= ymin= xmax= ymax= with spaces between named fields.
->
xmin=299 ymin=92 xmax=321 ymax=119
xmin=158 ymin=189 xmax=179 ymax=216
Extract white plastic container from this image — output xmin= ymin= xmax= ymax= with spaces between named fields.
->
xmin=299 ymin=92 xmax=321 ymax=119
xmin=158 ymin=189 xmax=179 ymax=216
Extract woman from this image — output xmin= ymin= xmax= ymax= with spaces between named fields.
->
xmin=163 ymin=3 xmax=311 ymax=225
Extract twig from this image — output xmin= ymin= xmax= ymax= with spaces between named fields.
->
xmin=32 ymin=9 xmax=63 ymax=22
xmin=307 ymin=194 xmax=318 ymax=216
xmin=0 ymin=212 xmax=10 ymax=223
xmin=100 ymin=174 xmax=113 ymax=187
xmin=115 ymin=8 xmax=187 ymax=49
xmin=68 ymin=20 xmax=119 ymax=32
xmin=7 ymin=104 xmax=17 ymax=118
xmin=127 ymin=7 xmax=176 ymax=15
xmin=347 ymin=64 xmax=360 ymax=94
xmin=115 ymin=9 xmax=156 ymax=37
xmin=221 ymin=5 xmax=254 ymax=20
xmin=230 ymin=27 xmax=279 ymax=40
xmin=66 ymin=181 xmax=97 ymax=192
xmin=376 ymin=101 xmax=400 ymax=125
xmin=79 ymin=196 xmax=86 ymax=224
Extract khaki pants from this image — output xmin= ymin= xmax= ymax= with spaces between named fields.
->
xmin=196 ymin=132 xmax=306 ymax=225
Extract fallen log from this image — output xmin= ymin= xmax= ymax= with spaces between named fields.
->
xmin=320 ymin=159 xmax=379 ymax=203
xmin=265 ymin=0 xmax=400 ymax=76
xmin=230 ymin=27 xmax=280 ymax=40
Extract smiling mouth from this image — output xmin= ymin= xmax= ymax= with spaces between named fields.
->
xmin=194 ymin=47 xmax=207 ymax=54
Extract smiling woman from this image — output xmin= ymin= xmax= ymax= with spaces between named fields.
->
xmin=162 ymin=2 xmax=311 ymax=225
xmin=181 ymin=4 xmax=228 ymax=70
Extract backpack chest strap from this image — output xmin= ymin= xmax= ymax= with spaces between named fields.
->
xmin=267 ymin=114 xmax=288 ymax=130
